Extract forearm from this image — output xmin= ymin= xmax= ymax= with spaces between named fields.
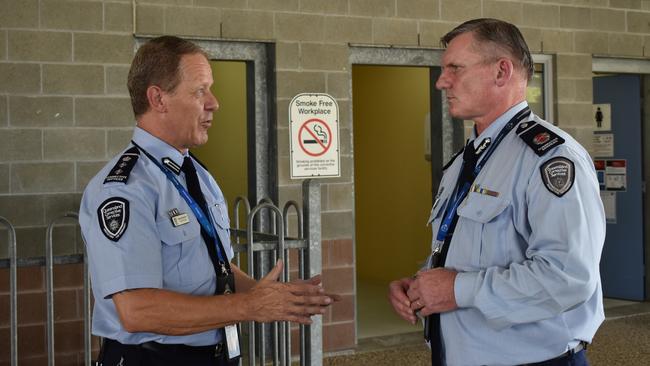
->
xmin=455 ymin=254 xmax=599 ymax=329
xmin=113 ymin=288 xmax=248 ymax=336
xmin=232 ymin=263 xmax=257 ymax=292
xmin=113 ymin=261 xmax=334 ymax=336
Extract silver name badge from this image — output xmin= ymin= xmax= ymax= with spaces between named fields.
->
xmin=225 ymin=324 xmax=241 ymax=359
xmin=168 ymin=209 xmax=190 ymax=227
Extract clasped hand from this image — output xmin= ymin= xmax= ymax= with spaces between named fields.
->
xmin=388 ymin=268 xmax=458 ymax=324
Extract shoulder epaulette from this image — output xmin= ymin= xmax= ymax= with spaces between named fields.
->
xmin=442 ymin=147 xmax=464 ymax=171
xmin=517 ymin=121 xmax=565 ymax=157
xmin=103 ymin=146 xmax=140 ymax=184
xmin=189 ymin=151 xmax=210 ymax=172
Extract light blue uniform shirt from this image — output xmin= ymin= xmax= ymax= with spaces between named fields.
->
xmin=79 ymin=127 xmax=234 ymax=346
xmin=427 ymin=102 xmax=605 ymax=365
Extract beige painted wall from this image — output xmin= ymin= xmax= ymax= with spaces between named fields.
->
xmin=353 ymin=65 xmax=432 ymax=284
xmin=192 ymin=61 xmax=248 ymax=212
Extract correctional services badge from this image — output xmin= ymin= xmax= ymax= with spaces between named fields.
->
xmin=540 ymin=157 xmax=575 ymax=197
xmin=97 ymin=197 xmax=129 ymax=242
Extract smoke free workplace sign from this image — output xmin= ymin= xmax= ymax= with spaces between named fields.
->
xmin=289 ymin=93 xmax=340 ymax=179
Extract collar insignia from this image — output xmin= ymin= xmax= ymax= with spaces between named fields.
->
xmin=162 ymin=157 xmax=182 ymax=175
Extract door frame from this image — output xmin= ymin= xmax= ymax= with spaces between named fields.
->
xmin=349 ymin=46 xmax=447 ymax=341
xmin=349 ymin=46 xmax=449 ymax=190
xmin=593 ymin=56 xmax=650 ymax=300
xmin=532 ymin=54 xmax=555 ymax=123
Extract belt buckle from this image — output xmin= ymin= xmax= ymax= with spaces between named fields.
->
xmin=570 ymin=341 xmax=586 ymax=355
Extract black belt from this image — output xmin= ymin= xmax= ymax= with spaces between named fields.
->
xmin=520 ymin=342 xmax=586 ymax=366
xmin=140 ymin=341 xmax=225 ymax=358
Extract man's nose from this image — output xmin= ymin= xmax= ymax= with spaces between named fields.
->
xmin=206 ymin=91 xmax=219 ymax=111
xmin=435 ymin=73 xmax=449 ymax=90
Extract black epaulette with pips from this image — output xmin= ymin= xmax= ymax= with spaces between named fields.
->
xmin=103 ymin=146 xmax=140 ymax=184
xmin=516 ymin=121 xmax=565 ymax=156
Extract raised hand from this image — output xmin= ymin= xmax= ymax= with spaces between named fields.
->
xmin=244 ymin=260 xmax=334 ymax=324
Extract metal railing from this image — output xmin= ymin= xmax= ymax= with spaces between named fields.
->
xmin=1 ymin=216 xmax=18 ymax=366
xmin=45 ymin=212 xmax=91 ymax=366
xmin=230 ymin=180 xmax=321 ymax=366
xmin=1 ymin=179 xmax=322 ymax=366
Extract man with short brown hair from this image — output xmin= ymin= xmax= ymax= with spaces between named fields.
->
xmin=80 ymin=36 xmax=337 ymax=366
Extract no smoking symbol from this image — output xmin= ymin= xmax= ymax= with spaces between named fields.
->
xmin=298 ymin=118 xmax=332 ymax=157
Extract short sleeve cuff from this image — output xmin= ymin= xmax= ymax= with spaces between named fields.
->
xmin=99 ymin=274 xmax=162 ymax=299
xmin=454 ymin=271 xmax=479 ymax=308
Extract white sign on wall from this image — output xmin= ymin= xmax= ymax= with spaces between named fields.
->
xmin=592 ymin=133 xmax=614 ymax=157
xmin=593 ymin=103 xmax=611 ymax=131
xmin=289 ymin=93 xmax=340 ymax=179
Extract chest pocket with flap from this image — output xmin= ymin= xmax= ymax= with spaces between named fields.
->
xmin=208 ymin=202 xmax=231 ymax=251
xmin=456 ymin=191 xmax=511 ymax=267
xmin=156 ymin=216 xmax=213 ymax=288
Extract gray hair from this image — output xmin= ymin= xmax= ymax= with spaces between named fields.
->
xmin=441 ymin=18 xmax=534 ymax=81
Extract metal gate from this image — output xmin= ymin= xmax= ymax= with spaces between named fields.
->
xmin=1 ymin=180 xmax=322 ymax=366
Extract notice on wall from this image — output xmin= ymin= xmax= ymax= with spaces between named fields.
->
xmin=289 ymin=93 xmax=340 ymax=179
xmin=593 ymin=103 xmax=611 ymax=131
xmin=592 ymin=133 xmax=614 ymax=157
xmin=600 ymin=191 xmax=617 ymax=224
xmin=605 ymin=159 xmax=627 ymax=191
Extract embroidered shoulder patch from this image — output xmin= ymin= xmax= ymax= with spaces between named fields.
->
xmin=540 ymin=157 xmax=575 ymax=197
xmin=518 ymin=124 xmax=565 ymax=156
xmin=97 ymin=197 xmax=130 ymax=242
xmin=104 ymin=147 xmax=140 ymax=184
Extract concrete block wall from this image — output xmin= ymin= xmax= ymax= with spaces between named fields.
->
xmin=2 ymin=0 xmax=650 ymax=363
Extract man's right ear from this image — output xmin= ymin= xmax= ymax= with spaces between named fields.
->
xmin=146 ymin=85 xmax=166 ymax=113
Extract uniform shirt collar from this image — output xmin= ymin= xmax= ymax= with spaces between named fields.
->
xmin=470 ymin=101 xmax=529 ymax=149
xmin=132 ymin=126 xmax=187 ymax=174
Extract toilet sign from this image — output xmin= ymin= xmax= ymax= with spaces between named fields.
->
xmin=289 ymin=93 xmax=340 ymax=178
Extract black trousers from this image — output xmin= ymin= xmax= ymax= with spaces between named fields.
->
xmin=97 ymin=338 xmax=238 ymax=366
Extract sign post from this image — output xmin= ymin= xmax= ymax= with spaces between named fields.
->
xmin=289 ymin=93 xmax=340 ymax=179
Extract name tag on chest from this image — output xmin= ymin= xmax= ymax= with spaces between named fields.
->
xmin=168 ymin=208 xmax=190 ymax=227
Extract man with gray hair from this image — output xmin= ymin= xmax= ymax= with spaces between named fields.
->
xmin=388 ymin=19 xmax=605 ymax=366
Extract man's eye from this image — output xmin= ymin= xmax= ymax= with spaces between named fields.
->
xmin=443 ymin=65 xmax=459 ymax=74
